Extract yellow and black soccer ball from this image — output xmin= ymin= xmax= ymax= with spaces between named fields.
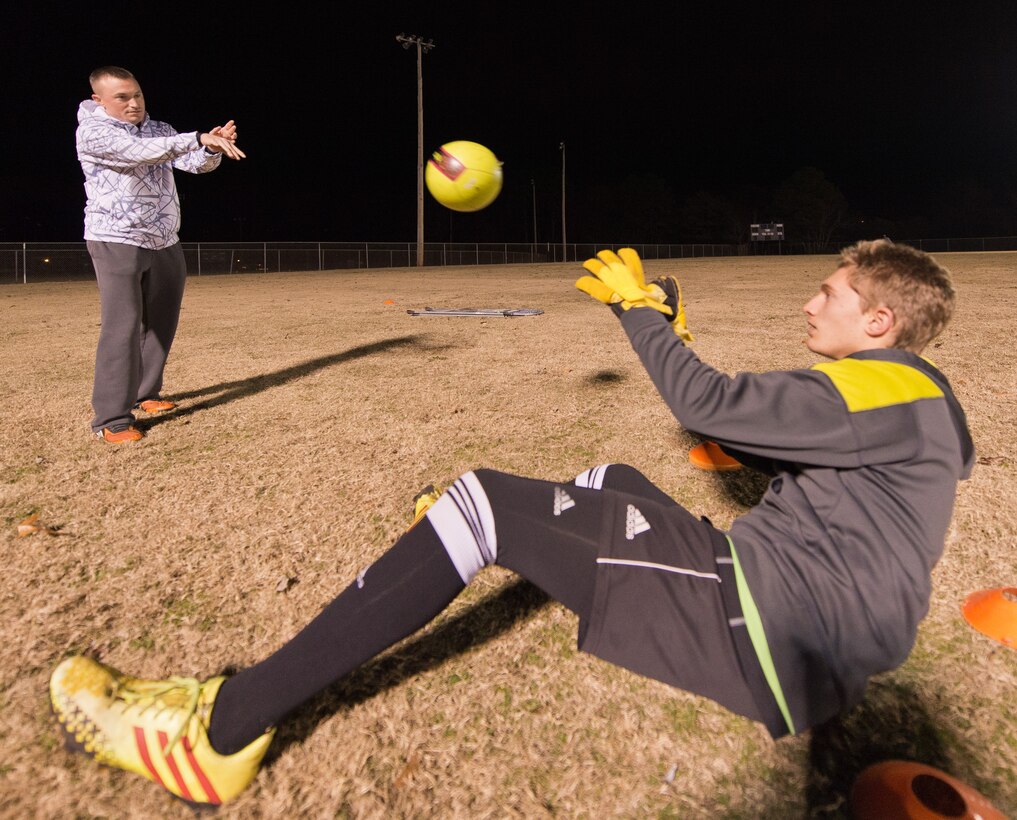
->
xmin=425 ymin=140 xmax=503 ymax=212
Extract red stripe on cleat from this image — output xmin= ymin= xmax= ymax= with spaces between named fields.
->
xmin=182 ymin=736 xmax=221 ymax=805
xmin=134 ymin=727 xmax=169 ymax=791
xmin=158 ymin=730 xmax=195 ymax=802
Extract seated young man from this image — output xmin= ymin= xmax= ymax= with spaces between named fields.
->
xmin=50 ymin=240 xmax=973 ymax=805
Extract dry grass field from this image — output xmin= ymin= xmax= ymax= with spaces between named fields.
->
xmin=1 ymin=252 xmax=1015 ymax=818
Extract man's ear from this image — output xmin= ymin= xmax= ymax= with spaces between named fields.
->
xmin=865 ymin=305 xmax=896 ymax=341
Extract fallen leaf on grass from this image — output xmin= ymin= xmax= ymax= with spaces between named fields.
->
xmin=393 ymin=753 xmax=420 ymax=789
xmin=16 ymin=513 xmax=40 ymax=536
xmin=17 ymin=512 xmax=69 ymax=537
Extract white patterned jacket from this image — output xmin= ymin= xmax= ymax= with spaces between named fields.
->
xmin=76 ymin=100 xmax=221 ymax=249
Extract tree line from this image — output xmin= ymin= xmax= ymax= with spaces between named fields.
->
xmin=567 ymin=167 xmax=1017 ymax=249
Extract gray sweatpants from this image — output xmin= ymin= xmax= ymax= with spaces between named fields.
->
xmin=88 ymin=240 xmax=187 ymax=432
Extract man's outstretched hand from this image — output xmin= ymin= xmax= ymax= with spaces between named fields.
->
xmin=200 ymin=120 xmax=246 ymax=160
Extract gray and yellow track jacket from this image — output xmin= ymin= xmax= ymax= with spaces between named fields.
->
xmin=620 ymin=307 xmax=975 ymax=736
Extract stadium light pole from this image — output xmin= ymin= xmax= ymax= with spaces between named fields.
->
xmin=397 ymin=33 xmax=435 ymax=267
xmin=531 ymin=178 xmax=537 ymax=245
xmin=559 ymin=142 xmax=567 ymax=262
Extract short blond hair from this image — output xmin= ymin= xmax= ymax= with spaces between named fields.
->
xmin=839 ymin=239 xmax=955 ymax=353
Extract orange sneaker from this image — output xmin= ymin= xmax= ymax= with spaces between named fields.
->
xmin=689 ymin=441 xmax=742 ymax=472
xmin=136 ymin=399 xmax=175 ymax=413
xmin=96 ymin=425 xmax=144 ymax=443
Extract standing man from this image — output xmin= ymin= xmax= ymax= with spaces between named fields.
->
xmin=77 ymin=66 xmax=246 ymax=443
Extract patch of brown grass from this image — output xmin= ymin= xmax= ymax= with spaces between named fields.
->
xmin=1 ymin=253 xmax=1014 ymax=817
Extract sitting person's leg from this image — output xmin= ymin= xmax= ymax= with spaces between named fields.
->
xmin=210 ymin=464 xmax=606 ymax=754
xmin=207 ymin=514 xmax=466 ymax=755
xmin=572 ymin=462 xmax=680 ymax=506
xmin=477 ymin=465 xmax=769 ymax=728
xmin=50 ymin=466 xmax=613 ymax=805
xmin=51 ymin=464 xmax=771 ymax=804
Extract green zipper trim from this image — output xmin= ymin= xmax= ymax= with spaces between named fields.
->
xmin=727 ymin=535 xmax=796 ymax=735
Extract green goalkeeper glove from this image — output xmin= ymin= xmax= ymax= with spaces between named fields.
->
xmin=575 ymin=248 xmax=672 ymax=317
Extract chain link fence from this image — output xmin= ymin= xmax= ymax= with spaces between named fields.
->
xmin=2 ymin=237 xmax=1014 ymax=283
xmin=0 ymin=241 xmax=734 ymax=283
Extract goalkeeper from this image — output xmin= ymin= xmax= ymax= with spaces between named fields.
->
xmin=50 ymin=240 xmax=973 ymax=805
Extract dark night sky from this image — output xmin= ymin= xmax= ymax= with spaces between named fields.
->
xmin=4 ymin=2 xmax=1016 ymax=243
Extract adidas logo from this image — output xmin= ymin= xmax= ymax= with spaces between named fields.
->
xmin=553 ymin=487 xmax=575 ymax=516
xmin=625 ymin=504 xmax=650 ymax=539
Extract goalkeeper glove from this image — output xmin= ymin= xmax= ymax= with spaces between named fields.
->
xmin=613 ymin=248 xmax=693 ymax=341
xmin=648 ymin=273 xmax=694 ymax=343
xmin=575 ymin=248 xmax=672 ymax=317
xmin=575 ymin=248 xmax=694 ymax=342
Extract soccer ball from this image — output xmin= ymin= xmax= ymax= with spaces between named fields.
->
xmin=425 ymin=140 xmax=503 ymax=212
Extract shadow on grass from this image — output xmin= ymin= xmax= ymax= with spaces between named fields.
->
xmin=260 ymin=579 xmax=551 ymax=763
xmin=710 ymin=466 xmax=771 ymax=509
xmin=141 ymin=335 xmax=450 ymax=425
xmin=804 ymin=678 xmax=966 ymax=817
xmin=586 ymin=369 xmax=627 ymax=385
xmin=248 ymin=604 xmax=979 ymax=814
xmin=730 ymin=679 xmax=977 ymax=817
xmin=679 ymin=433 xmax=772 ymax=509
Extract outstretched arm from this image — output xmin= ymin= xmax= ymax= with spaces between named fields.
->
xmin=575 ymin=248 xmax=889 ymax=468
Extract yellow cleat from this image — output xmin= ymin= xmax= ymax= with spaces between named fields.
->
xmin=49 ymin=656 xmax=273 ymax=806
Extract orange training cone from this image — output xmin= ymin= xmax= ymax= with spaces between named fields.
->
xmin=689 ymin=441 xmax=743 ymax=472
xmin=962 ymin=587 xmax=1017 ymax=648
xmin=850 ymin=760 xmax=1006 ymax=819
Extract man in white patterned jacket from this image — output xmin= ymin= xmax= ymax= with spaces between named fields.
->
xmin=77 ymin=65 xmax=245 ymax=443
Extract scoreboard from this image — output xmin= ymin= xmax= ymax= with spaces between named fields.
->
xmin=751 ymin=223 xmax=785 ymax=240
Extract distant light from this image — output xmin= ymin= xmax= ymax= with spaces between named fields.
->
xmin=42 ymin=258 xmax=50 ymax=263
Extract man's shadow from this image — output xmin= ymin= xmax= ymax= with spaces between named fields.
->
xmin=676 ymin=438 xmax=1001 ymax=814
xmin=803 ymin=677 xmax=985 ymax=817
xmin=141 ymin=335 xmax=452 ymax=425
xmin=710 ymin=464 xmax=771 ymax=509
xmin=247 ymin=589 xmax=989 ymax=816
xmin=679 ymin=433 xmax=772 ymax=509
xmin=247 ymin=579 xmax=552 ymax=763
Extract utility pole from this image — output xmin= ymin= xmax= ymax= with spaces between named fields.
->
xmin=397 ymin=33 xmax=435 ymax=267
xmin=531 ymin=178 xmax=537 ymax=245
xmin=559 ymin=142 xmax=566 ymax=262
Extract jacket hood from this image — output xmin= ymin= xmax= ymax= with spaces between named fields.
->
xmin=77 ymin=99 xmax=149 ymax=128
xmin=77 ymin=99 xmax=103 ymax=123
